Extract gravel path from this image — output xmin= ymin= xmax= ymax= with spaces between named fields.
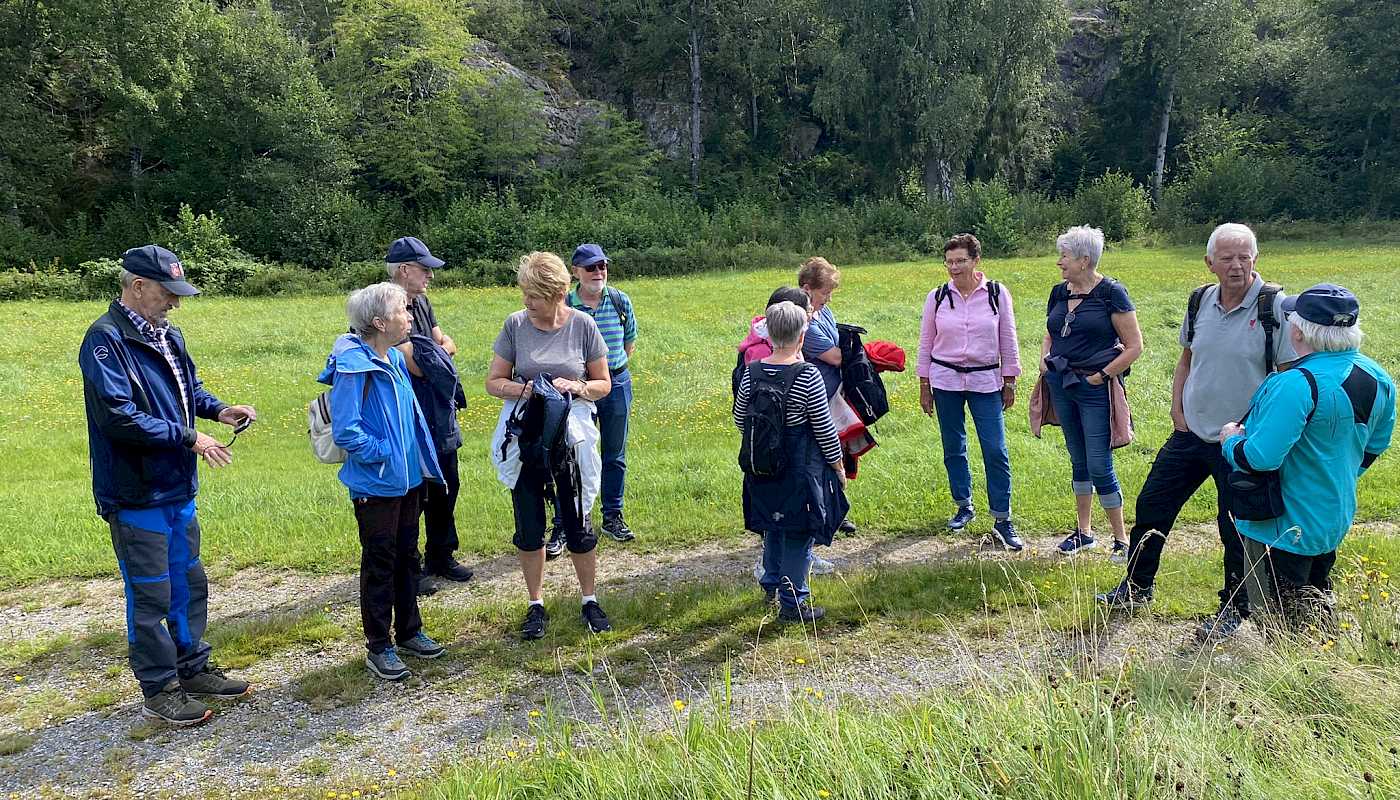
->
xmin=0 ymin=523 xmax=1314 ymax=799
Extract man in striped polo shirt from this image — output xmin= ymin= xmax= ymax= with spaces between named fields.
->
xmin=558 ymin=243 xmax=638 ymax=546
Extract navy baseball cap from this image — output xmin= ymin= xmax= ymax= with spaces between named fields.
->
xmin=1281 ymin=283 xmax=1359 ymax=327
xmin=571 ymin=243 xmax=608 ymax=267
xmin=385 ymin=236 xmax=444 ymax=269
xmin=121 ymin=245 xmax=199 ymax=296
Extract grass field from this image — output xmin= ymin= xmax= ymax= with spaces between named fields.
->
xmin=2 ymin=239 xmax=1398 ymax=586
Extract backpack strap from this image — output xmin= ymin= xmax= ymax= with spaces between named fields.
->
xmin=1256 ymin=283 xmax=1282 ymax=373
xmin=986 ymin=280 xmax=1000 ymax=315
xmin=934 ymin=284 xmax=953 ymax=312
xmin=1299 ymin=367 xmax=1319 ymax=423
xmin=1185 ymin=283 xmax=1211 ymax=346
xmin=607 ymin=287 xmax=629 ymax=331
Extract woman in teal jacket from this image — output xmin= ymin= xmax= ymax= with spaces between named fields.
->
xmin=320 ymin=282 xmax=445 ymax=681
xmin=1221 ymin=284 xmax=1395 ymax=635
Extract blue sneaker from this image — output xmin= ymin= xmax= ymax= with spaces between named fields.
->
xmin=365 ymin=647 xmax=411 ymax=680
xmin=947 ymin=506 xmax=976 ymax=531
xmin=398 ymin=632 xmax=445 ymax=659
xmin=1057 ymin=530 xmax=1096 ymax=556
xmin=992 ymin=520 xmax=1024 ymax=552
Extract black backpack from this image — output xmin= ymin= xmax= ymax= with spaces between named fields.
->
xmin=932 ymin=280 xmax=1002 ymax=315
xmin=836 ymin=322 xmax=889 ymax=425
xmin=1186 ymin=282 xmax=1283 ymax=373
xmin=738 ymin=362 xmax=806 ymax=478
xmin=504 ymin=374 xmax=583 ymax=517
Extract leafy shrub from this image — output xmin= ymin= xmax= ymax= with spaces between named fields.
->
xmin=949 ymin=181 xmax=1021 ymax=256
xmin=0 ymin=262 xmax=80 ymax=301
xmin=1072 ymin=171 xmax=1150 ymax=242
xmin=77 ymin=258 xmax=124 ymax=299
xmin=160 ymin=205 xmax=245 ymax=263
xmin=1159 ymin=152 xmax=1336 ymax=228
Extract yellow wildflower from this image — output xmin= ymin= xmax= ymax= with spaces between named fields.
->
xmin=387 ymin=769 xmax=397 ymax=778
xmin=507 ymin=751 xmax=519 ymax=759
xmin=819 ymin=791 xmax=832 ymax=798
xmin=795 ymin=658 xmax=806 ymax=665
xmin=673 ymin=699 xmax=687 ymax=712
xmin=529 ymin=710 xmax=542 ymax=718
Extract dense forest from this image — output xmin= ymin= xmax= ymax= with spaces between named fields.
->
xmin=1 ymin=0 xmax=1396 ymax=295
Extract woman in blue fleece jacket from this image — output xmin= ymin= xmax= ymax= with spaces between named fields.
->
xmin=1220 ymin=284 xmax=1395 ymax=635
xmin=319 ymin=282 xmax=445 ymax=681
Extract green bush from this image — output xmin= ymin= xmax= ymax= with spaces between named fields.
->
xmin=949 ymin=181 xmax=1022 ymax=256
xmin=77 ymin=258 xmax=124 ymax=299
xmin=1072 ymin=171 xmax=1150 ymax=242
xmin=1159 ymin=152 xmax=1336 ymax=228
xmin=159 ymin=205 xmax=246 ymax=263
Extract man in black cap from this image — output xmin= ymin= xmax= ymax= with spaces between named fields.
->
xmin=79 ymin=245 xmax=257 ymax=726
xmin=385 ymin=236 xmax=473 ymax=593
xmin=1220 ymin=283 xmax=1394 ymax=635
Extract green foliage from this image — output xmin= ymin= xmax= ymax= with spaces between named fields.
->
xmin=1071 ymin=171 xmax=1151 ymax=242
xmin=563 ymin=110 xmax=662 ymax=196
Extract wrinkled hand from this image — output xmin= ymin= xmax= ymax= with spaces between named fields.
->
xmin=1001 ymin=385 xmax=1016 ymax=411
xmin=552 ymin=377 xmax=586 ymax=396
xmin=1085 ymin=372 xmax=1105 ymax=386
xmin=192 ymin=431 xmax=232 ymax=467
xmin=919 ymin=384 xmax=934 ymax=416
xmin=831 ymin=462 xmax=848 ymax=489
xmin=218 ymin=405 xmax=257 ymax=427
xmin=1220 ymin=422 xmax=1246 ymax=440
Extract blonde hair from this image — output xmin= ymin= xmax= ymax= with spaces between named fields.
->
xmin=517 ymin=251 xmax=570 ymax=301
xmin=797 ymin=257 xmax=840 ymax=291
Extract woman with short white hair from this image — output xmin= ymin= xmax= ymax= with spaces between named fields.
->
xmin=318 ymin=282 xmax=446 ymax=681
xmin=733 ymin=300 xmax=849 ymax=623
xmin=1039 ymin=226 xmax=1143 ymax=560
xmin=487 ymin=251 xmax=613 ymax=641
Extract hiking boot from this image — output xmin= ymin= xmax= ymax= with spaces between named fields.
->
xmin=366 ymin=647 xmax=411 ymax=681
xmin=778 ymin=602 xmax=826 ymax=623
xmin=947 ymin=506 xmax=976 ymax=531
xmin=763 ymin=590 xmax=777 ymax=607
xmin=544 ymin=526 xmax=566 ymax=561
xmin=1109 ymin=540 xmax=1130 ymax=565
xmin=521 ymin=604 xmax=549 ymax=640
xmin=991 ymin=519 xmax=1024 ymax=552
xmin=180 ymin=665 xmax=250 ymax=698
xmin=837 ymin=519 xmax=857 ymax=536
xmin=1196 ymin=604 xmax=1244 ymax=644
xmin=602 ymin=513 xmax=636 ymax=543
xmin=1096 ymin=579 xmax=1154 ymax=610
xmin=416 ymin=574 xmax=438 ymax=597
xmin=1057 ymin=530 xmax=1096 ymax=555
xmin=142 ymin=681 xmax=212 ymax=727
xmin=810 ymin=556 xmax=836 ymax=576
xmin=429 ymin=558 xmax=474 ymax=582
xmin=581 ymin=600 xmax=612 ymax=634
xmin=398 ymin=632 xmax=445 ymax=659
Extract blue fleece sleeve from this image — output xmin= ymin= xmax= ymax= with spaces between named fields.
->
xmin=1222 ymin=371 xmax=1312 ymax=473
xmin=329 ymin=371 xmax=390 ymax=463
xmin=1361 ymin=372 xmax=1396 ymax=477
xmin=78 ymin=329 xmax=190 ymax=448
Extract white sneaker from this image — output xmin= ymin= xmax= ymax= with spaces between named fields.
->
xmin=810 ymin=556 xmax=836 ymax=575
xmin=753 ymin=560 xmax=764 ymax=581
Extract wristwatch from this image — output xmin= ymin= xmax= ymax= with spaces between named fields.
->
xmin=1096 ymin=370 xmax=1110 ymax=383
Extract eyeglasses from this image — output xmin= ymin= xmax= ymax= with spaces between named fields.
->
xmin=944 ymin=258 xmax=973 ymax=267
xmin=223 ymin=418 xmax=252 ymax=448
xmin=579 ymin=262 xmax=608 ymax=273
xmin=1060 ymin=311 xmax=1076 ymax=338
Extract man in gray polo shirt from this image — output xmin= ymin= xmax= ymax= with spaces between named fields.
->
xmin=1098 ymin=223 xmax=1295 ymax=642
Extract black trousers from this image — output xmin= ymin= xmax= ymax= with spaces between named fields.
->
xmin=512 ymin=459 xmax=597 ymax=554
xmin=1125 ymin=430 xmax=1249 ymax=614
xmin=353 ymin=492 xmax=423 ymax=653
xmin=420 ymin=448 xmax=460 ymax=569
xmin=1241 ymin=536 xmax=1338 ymax=635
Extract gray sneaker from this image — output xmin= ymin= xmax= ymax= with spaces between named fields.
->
xmin=809 ymin=556 xmax=836 ymax=575
xmin=365 ymin=647 xmax=411 ymax=680
xmin=142 ymin=681 xmax=212 ymax=727
xmin=398 ymin=632 xmax=445 ymax=659
xmin=180 ymin=665 xmax=250 ymax=698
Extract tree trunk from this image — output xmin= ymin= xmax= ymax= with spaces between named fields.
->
xmin=688 ymin=0 xmax=703 ymax=191
xmin=923 ymin=152 xmax=954 ymax=203
xmin=129 ymin=143 xmax=143 ymax=201
xmin=751 ymin=90 xmax=759 ymax=140
xmin=1152 ymin=74 xmax=1176 ymax=205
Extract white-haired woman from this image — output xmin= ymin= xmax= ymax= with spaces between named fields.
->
xmin=733 ymin=300 xmax=849 ymax=623
xmin=1040 ymin=226 xmax=1143 ymax=559
xmin=318 ymin=282 xmax=446 ymax=681
xmin=487 ymin=252 xmax=613 ymax=641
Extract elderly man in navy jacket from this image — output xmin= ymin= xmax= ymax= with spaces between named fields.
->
xmin=79 ymin=245 xmax=257 ymax=727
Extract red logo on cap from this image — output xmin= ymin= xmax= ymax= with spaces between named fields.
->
xmin=170 ymin=262 xmax=184 ymax=278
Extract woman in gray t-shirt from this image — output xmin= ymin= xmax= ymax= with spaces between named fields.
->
xmin=486 ymin=251 xmax=612 ymax=641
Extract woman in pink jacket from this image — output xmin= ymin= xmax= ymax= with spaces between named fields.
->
xmin=917 ymin=234 xmax=1024 ymax=551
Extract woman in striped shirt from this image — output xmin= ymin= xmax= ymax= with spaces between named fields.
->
xmin=733 ymin=301 xmax=849 ymax=622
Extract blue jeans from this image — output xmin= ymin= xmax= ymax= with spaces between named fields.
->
xmin=595 ymin=367 xmax=633 ymax=516
xmin=932 ymin=388 xmax=1012 ymax=519
xmin=759 ymin=532 xmax=815 ymax=609
xmin=1046 ymin=378 xmax=1122 ymax=508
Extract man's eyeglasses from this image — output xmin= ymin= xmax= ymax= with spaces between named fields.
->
xmin=579 ymin=262 xmax=608 ymax=273
xmin=223 ymin=418 xmax=252 ymax=448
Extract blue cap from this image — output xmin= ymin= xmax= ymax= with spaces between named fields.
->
xmin=385 ymin=236 xmax=444 ymax=269
xmin=571 ymin=243 xmax=608 ymax=267
xmin=121 ymin=245 xmax=199 ymax=296
xmin=1281 ymin=283 xmax=1359 ymax=327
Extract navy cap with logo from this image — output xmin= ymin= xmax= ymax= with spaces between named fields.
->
xmin=385 ymin=236 xmax=444 ymax=269
xmin=571 ymin=243 xmax=608 ymax=267
xmin=1281 ymin=283 xmax=1360 ymax=327
xmin=122 ymin=245 xmax=199 ymax=296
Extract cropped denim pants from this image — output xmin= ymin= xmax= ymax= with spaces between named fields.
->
xmin=1045 ymin=378 xmax=1122 ymax=509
